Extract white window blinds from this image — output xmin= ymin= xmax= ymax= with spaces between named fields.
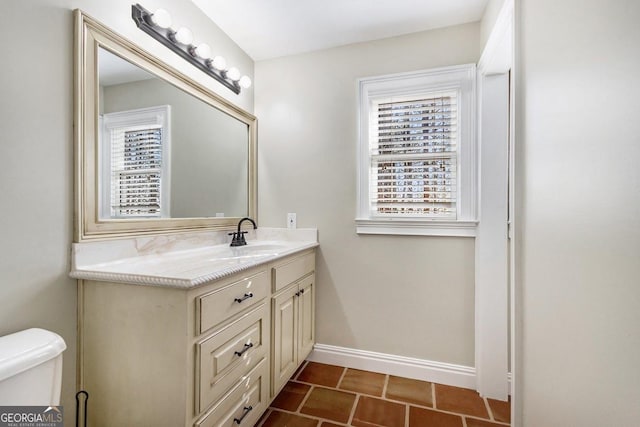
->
xmin=370 ymin=92 xmax=458 ymax=218
xmin=110 ymin=126 xmax=163 ymax=217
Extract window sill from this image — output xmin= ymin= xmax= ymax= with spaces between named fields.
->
xmin=355 ymin=218 xmax=477 ymax=237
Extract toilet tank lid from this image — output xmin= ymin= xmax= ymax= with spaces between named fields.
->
xmin=0 ymin=328 xmax=66 ymax=382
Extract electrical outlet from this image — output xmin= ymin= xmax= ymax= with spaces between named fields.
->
xmin=287 ymin=213 xmax=297 ymax=229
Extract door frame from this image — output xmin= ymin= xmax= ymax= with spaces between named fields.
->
xmin=474 ymin=0 xmax=515 ymax=408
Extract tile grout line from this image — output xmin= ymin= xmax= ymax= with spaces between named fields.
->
xmin=292 ymin=360 xmax=309 ymax=381
xmin=346 ymin=393 xmax=360 ymax=426
xmin=291 ymin=377 xmax=360 ymax=426
xmin=432 ymin=382 xmax=437 ymax=410
xmin=382 ymin=374 xmax=390 ymax=399
xmin=409 ymin=402 xmax=503 ymax=422
xmin=334 ymin=367 xmax=354 ymax=425
xmin=483 ymin=396 xmax=495 ymax=421
xmin=466 ymin=413 xmax=511 ymax=426
xmin=296 ymin=384 xmax=315 ymax=414
xmin=336 ymin=365 xmax=348 ymax=390
xmin=404 ymin=402 xmax=410 ymax=427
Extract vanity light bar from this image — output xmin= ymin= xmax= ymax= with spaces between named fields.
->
xmin=131 ymin=3 xmax=251 ymax=94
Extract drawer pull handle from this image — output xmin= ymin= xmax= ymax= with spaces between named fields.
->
xmin=233 ymin=405 xmax=253 ymax=424
xmin=234 ymin=293 xmax=253 ymax=303
xmin=234 ymin=343 xmax=253 ymax=357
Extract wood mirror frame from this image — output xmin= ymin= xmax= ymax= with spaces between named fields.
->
xmin=73 ymin=10 xmax=257 ymax=242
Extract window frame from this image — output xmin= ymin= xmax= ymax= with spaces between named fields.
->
xmin=356 ymin=64 xmax=477 ymax=237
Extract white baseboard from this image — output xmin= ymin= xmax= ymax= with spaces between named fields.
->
xmin=308 ymin=343 xmax=477 ymax=390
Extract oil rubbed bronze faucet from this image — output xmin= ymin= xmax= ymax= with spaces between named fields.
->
xmin=229 ymin=217 xmax=257 ymax=247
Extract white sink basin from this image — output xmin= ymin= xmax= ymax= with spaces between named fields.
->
xmin=169 ymin=240 xmax=295 ymax=261
xmin=231 ymin=241 xmax=294 ymax=255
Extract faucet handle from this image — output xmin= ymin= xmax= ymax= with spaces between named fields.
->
xmin=228 ymin=231 xmax=248 ymax=247
xmin=238 ymin=231 xmax=248 ymax=244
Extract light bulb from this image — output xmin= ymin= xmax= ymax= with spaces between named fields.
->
xmin=239 ymin=75 xmax=252 ymax=89
xmin=173 ymin=27 xmax=193 ymax=45
xmin=150 ymin=9 xmax=172 ymax=29
xmin=194 ymin=43 xmax=211 ymax=59
xmin=210 ymin=56 xmax=227 ymax=71
xmin=226 ymin=67 xmax=241 ymax=81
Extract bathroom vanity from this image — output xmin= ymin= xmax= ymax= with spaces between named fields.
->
xmin=72 ymin=230 xmax=317 ymax=427
xmin=71 ymin=11 xmax=317 ymax=426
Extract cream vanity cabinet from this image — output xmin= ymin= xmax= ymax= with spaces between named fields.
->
xmin=79 ymin=249 xmax=315 ymax=427
xmin=271 ymin=252 xmax=316 ymax=396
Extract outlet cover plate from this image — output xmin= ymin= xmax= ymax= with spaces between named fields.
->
xmin=287 ymin=213 xmax=296 ymax=229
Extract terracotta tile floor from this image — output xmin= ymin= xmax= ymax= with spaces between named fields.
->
xmin=256 ymin=361 xmax=511 ymax=427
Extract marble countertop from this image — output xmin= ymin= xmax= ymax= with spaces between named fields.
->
xmin=70 ymin=228 xmax=318 ymax=288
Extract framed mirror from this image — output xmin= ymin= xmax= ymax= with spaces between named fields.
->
xmin=74 ymin=10 xmax=257 ymax=241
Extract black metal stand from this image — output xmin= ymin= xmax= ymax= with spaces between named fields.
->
xmin=75 ymin=390 xmax=89 ymax=427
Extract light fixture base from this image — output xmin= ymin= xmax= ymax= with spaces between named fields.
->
xmin=131 ymin=3 xmax=241 ymax=94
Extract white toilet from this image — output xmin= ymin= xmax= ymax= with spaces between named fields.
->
xmin=0 ymin=328 xmax=66 ymax=405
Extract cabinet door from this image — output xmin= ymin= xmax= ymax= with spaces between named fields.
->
xmin=271 ymin=284 xmax=299 ymax=396
xmin=297 ymin=274 xmax=315 ymax=362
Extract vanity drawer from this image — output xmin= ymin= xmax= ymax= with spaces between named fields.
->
xmin=194 ymin=358 xmax=268 ymax=427
xmin=196 ymin=303 xmax=268 ymax=413
xmin=197 ymin=270 xmax=268 ymax=334
xmin=272 ymin=251 xmax=315 ymax=292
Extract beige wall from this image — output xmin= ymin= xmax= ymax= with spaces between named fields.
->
xmin=256 ymin=23 xmax=480 ymax=366
xmin=517 ymin=0 xmax=640 ymax=425
xmin=0 ymin=1 xmax=252 ymax=424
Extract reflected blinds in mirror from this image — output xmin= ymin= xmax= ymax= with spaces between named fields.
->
xmin=111 ymin=127 xmax=163 ymax=217
xmin=100 ymin=105 xmax=171 ymax=219
xmin=369 ymin=92 xmax=458 ymax=218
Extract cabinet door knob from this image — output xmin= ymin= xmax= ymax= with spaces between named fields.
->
xmin=233 ymin=405 xmax=253 ymax=424
xmin=234 ymin=292 xmax=253 ymax=303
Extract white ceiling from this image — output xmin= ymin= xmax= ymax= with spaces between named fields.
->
xmin=191 ymin=0 xmax=490 ymax=61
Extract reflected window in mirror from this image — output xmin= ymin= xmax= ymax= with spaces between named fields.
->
xmin=97 ymin=47 xmax=250 ymax=219
xmin=100 ymin=105 xmax=171 ymax=219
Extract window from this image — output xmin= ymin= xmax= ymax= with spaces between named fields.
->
xmin=357 ymin=65 xmax=477 ymax=237
xmin=99 ymin=105 xmax=171 ymax=218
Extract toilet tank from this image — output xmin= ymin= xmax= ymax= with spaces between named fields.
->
xmin=0 ymin=328 xmax=66 ymax=405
